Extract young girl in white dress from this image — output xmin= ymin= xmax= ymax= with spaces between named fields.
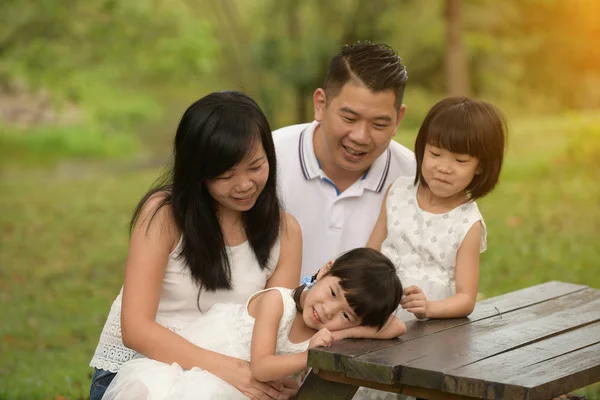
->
xmin=102 ymin=248 xmax=406 ymax=400
xmin=358 ymin=96 xmax=507 ymax=400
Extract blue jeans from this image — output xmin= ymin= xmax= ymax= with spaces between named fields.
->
xmin=90 ymin=368 xmax=116 ymax=400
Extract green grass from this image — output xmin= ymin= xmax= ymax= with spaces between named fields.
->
xmin=0 ymin=125 xmax=140 ymax=170
xmin=1 ymin=112 xmax=600 ymax=399
xmin=0 ymin=170 xmax=159 ymax=399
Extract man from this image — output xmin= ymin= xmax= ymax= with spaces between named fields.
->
xmin=274 ymin=41 xmax=416 ymax=278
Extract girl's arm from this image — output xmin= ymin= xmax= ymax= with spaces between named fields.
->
xmin=402 ymin=222 xmax=482 ymax=319
xmin=250 ymin=290 xmax=309 ymax=382
xmin=332 ymin=315 xmax=407 ymax=341
xmin=366 ymin=186 xmax=390 ymax=251
xmin=120 ymin=196 xmax=282 ymax=400
xmin=265 ymin=213 xmax=302 ymax=289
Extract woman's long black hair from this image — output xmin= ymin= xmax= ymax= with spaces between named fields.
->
xmin=130 ymin=91 xmax=281 ymax=294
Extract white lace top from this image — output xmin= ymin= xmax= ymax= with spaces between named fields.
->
xmin=381 ymin=177 xmax=487 ymax=321
xmin=90 ymin=236 xmax=280 ymax=373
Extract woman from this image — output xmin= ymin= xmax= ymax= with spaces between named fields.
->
xmin=89 ymin=91 xmax=301 ymax=400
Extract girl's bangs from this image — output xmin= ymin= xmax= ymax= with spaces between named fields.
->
xmin=426 ymin=108 xmax=482 ymax=157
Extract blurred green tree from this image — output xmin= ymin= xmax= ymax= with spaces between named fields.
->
xmin=0 ymin=0 xmax=217 ymax=127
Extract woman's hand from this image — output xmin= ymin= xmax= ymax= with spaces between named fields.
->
xmin=308 ymin=328 xmax=334 ymax=349
xmin=278 ymin=376 xmax=302 ymax=400
xmin=401 ymin=285 xmax=428 ymax=319
xmin=224 ymin=359 xmax=285 ymax=400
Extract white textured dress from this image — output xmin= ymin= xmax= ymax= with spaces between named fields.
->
xmin=102 ymin=287 xmax=309 ymax=400
xmin=381 ymin=176 xmax=487 ymax=322
xmin=90 ymin=237 xmax=280 ymax=373
xmin=356 ymin=176 xmax=487 ymax=400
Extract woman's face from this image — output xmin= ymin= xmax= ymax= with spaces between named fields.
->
xmin=205 ymin=143 xmax=270 ymax=214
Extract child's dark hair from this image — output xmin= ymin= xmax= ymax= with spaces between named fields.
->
xmin=324 ymin=41 xmax=408 ymax=112
xmin=293 ymin=248 xmax=402 ymax=329
xmin=414 ymin=97 xmax=507 ymax=200
xmin=130 ymin=91 xmax=281 ymax=296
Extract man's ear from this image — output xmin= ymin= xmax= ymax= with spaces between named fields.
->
xmin=394 ymin=104 xmax=407 ymax=134
xmin=313 ymin=89 xmax=327 ymax=122
xmin=316 ymin=260 xmax=334 ymax=280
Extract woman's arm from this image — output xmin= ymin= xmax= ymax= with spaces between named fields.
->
xmin=249 ymin=290 xmax=308 ymax=382
xmin=402 ymin=222 xmax=482 ymax=319
xmin=366 ymin=186 xmax=390 ymax=251
xmin=120 ymin=196 xmax=282 ymax=400
xmin=265 ymin=213 xmax=302 ymax=289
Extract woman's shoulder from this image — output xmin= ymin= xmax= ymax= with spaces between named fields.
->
xmin=276 ymin=212 xmax=301 ymax=252
xmin=280 ymin=212 xmax=301 ymax=238
xmin=133 ymin=190 xmax=180 ymax=251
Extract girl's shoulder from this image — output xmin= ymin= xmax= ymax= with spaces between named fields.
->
xmin=386 ymin=176 xmax=416 ymax=205
xmin=247 ymin=287 xmax=287 ymax=319
xmin=453 ymin=201 xmax=487 ymax=253
xmin=457 ymin=199 xmax=484 ymax=219
xmin=389 ymin=175 xmax=416 ymax=194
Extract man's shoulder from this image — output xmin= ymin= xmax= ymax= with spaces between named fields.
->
xmin=272 ymin=123 xmax=310 ymax=146
xmin=387 ymin=140 xmax=416 ymax=176
xmin=388 ymin=140 xmax=415 ymax=162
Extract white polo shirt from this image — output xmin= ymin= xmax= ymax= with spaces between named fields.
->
xmin=273 ymin=121 xmax=416 ymax=277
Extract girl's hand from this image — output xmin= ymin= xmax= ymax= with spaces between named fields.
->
xmin=226 ymin=359 xmax=285 ymax=400
xmin=401 ymin=285 xmax=428 ymax=319
xmin=309 ymin=328 xmax=334 ymax=349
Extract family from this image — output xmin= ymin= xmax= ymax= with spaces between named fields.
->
xmin=89 ymin=41 xmax=507 ymax=400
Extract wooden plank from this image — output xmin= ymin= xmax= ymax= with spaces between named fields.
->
xmin=399 ymin=281 xmax=588 ymax=342
xmin=506 ymin=342 xmax=600 ymax=400
xmin=313 ymin=370 xmax=479 ymax=400
xmin=340 ymin=288 xmax=600 ymax=389
xmin=401 ymin=289 xmax=600 ymax=372
xmin=308 ymin=281 xmax=588 ymax=370
xmin=296 ymin=370 xmax=359 ymax=400
xmin=443 ymin=322 xmax=600 ymax=399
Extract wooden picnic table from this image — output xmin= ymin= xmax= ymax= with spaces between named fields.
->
xmin=297 ymin=281 xmax=600 ymax=400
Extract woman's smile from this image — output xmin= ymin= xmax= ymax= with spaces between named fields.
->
xmin=231 ymin=191 xmax=256 ymax=204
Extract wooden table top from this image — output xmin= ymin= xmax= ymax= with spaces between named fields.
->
xmin=305 ymin=281 xmax=600 ymax=400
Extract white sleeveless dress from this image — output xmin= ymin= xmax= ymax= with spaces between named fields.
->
xmin=90 ymin=237 xmax=280 ymax=373
xmin=381 ymin=176 xmax=487 ymax=323
xmin=356 ymin=176 xmax=487 ymax=400
xmin=102 ymin=287 xmax=309 ymax=400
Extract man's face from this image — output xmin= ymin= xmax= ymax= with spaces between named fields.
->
xmin=314 ymin=82 xmax=405 ymax=175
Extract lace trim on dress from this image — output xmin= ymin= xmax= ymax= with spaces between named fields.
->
xmin=89 ymin=305 xmax=186 ymax=373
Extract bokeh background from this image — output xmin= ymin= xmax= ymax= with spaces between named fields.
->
xmin=1 ymin=0 xmax=599 ymax=398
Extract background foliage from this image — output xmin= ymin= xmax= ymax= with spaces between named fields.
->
xmin=1 ymin=0 xmax=599 ymax=398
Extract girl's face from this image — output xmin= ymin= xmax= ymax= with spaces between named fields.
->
xmin=301 ymin=275 xmax=362 ymax=332
xmin=421 ymin=144 xmax=479 ymax=200
xmin=205 ymin=143 xmax=270 ymax=214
